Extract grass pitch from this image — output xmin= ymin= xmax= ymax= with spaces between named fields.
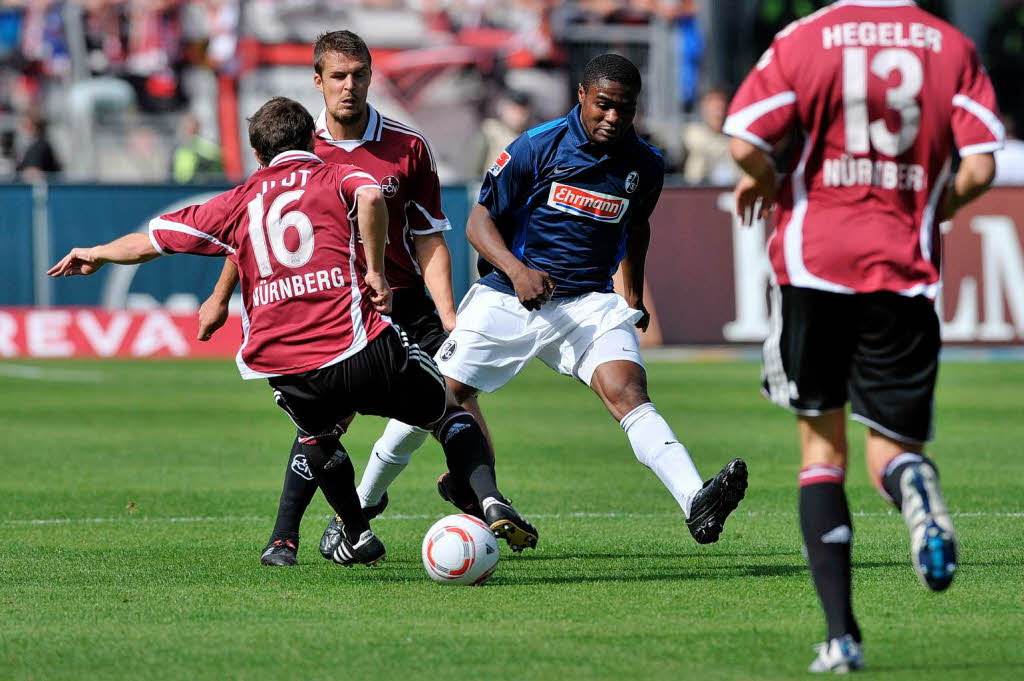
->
xmin=1 ymin=359 xmax=1022 ymax=680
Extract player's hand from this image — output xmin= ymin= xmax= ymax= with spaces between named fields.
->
xmin=197 ymin=295 xmax=230 ymax=342
xmin=632 ymin=300 xmax=651 ymax=333
xmin=47 ymin=248 xmax=105 ymax=278
xmin=509 ymin=264 xmax=554 ymax=311
xmin=733 ymin=169 xmax=776 ymax=227
xmin=364 ymin=271 xmax=393 ymax=315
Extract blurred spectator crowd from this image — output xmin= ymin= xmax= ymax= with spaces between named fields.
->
xmin=1 ymin=0 xmax=1022 ymax=185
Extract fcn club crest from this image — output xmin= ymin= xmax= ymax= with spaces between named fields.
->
xmin=381 ymin=175 xmax=400 ymax=198
xmin=625 ymin=171 xmax=639 ymax=194
xmin=290 ymin=454 xmax=314 ymax=481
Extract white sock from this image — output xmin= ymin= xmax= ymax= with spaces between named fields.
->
xmin=356 ymin=420 xmax=429 ymax=506
xmin=619 ymin=402 xmax=704 ymax=518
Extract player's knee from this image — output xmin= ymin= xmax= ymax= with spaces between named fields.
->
xmin=296 ymin=431 xmax=346 ymax=470
xmin=602 ymin=381 xmax=650 ymax=421
xmin=445 ymin=377 xmax=479 ymax=406
xmin=433 ymin=408 xmax=485 ymax=449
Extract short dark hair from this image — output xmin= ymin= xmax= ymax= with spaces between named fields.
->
xmin=247 ymin=97 xmax=315 ymax=165
xmin=581 ymin=53 xmax=642 ymax=92
xmin=314 ymin=30 xmax=372 ymax=74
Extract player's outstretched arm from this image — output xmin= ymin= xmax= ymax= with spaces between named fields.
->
xmin=47 ymin=232 xmax=159 ymax=278
xmin=356 ymin=186 xmax=392 ymax=315
xmin=197 ymin=259 xmax=239 ymax=341
xmin=730 ymin=138 xmax=777 ymax=227
xmin=941 ymin=153 xmax=996 ymax=221
xmin=619 ymin=219 xmax=651 ymax=332
xmin=414 ymin=232 xmax=457 ymax=332
xmin=466 ymin=203 xmax=553 ymax=311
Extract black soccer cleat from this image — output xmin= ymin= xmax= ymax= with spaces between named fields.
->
xmin=319 ymin=516 xmax=343 ymax=560
xmin=331 ymin=529 xmax=386 ymax=567
xmin=482 ymin=497 xmax=538 ymax=552
xmin=437 ymin=473 xmax=484 ymax=519
xmin=319 ymin=493 xmax=390 ymax=561
xmin=686 ymin=458 xmax=748 ymax=545
xmin=260 ymin=538 xmax=298 ymax=566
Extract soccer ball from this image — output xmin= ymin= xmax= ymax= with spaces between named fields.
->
xmin=421 ymin=514 xmax=499 ymax=586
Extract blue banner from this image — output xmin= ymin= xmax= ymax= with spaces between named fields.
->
xmin=0 ymin=183 xmax=474 ymax=307
xmin=0 ymin=185 xmax=35 ymax=305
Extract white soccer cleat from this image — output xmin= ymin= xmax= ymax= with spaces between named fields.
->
xmin=808 ymin=635 xmax=864 ymax=674
xmin=899 ymin=464 xmax=958 ymax=591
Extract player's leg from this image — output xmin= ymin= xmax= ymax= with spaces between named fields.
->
xmin=264 ymin=411 xmax=358 ymax=566
xmin=260 ymin=438 xmax=317 ymax=566
xmin=434 ymin=378 xmax=491 ymax=516
xmin=431 ymin=393 xmax=537 ymax=552
xmin=431 ymin=285 xmax=540 ymax=516
xmin=354 ymin=296 xmax=449 ymax=514
xmin=354 ymin=287 xmax=513 ymax=517
xmin=797 ymin=411 xmax=863 ymax=673
xmin=385 ymin=329 xmax=538 ymax=551
xmin=294 ymin=431 xmax=385 ymax=566
xmin=765 ymin=285 xmax=863 ymax=673
xmin=269 ymin=374 xmax=384 ymax=567
xmin=354 ymin=389 xmax=493 ymax=516
xmin=850 ymin=292 xmax=954 ymax=591
xmin=583 ymin=331 xmax=747 ymax=544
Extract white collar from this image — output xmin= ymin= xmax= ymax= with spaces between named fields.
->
xmin=267 ymin=150 xmax=324 ymax=167
xmin=315 ymin=103 xmax=382 ymax=149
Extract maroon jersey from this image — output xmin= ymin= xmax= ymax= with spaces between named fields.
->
xmin=148 ymin=150 xmax=390 ymax=379
xmin=314 ymin=104 xmax=450 ymax=291
xmin=724 ymin=0 xmax=1004 ymax=298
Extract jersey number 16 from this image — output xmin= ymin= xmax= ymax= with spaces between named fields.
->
xmin=247 ymin=190 xmax=315 ymax=278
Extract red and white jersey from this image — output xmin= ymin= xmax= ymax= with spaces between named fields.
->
xmin=315 ymin=104 xmax=450 ymax=291
xmin=724 ymin=0 xmax=1004 ymax=297
xmin=148 ymin=150 xmax=390 ymax=379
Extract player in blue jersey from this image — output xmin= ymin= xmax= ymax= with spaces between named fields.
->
xmin=350 ymin=54 xmax=748 ymax=544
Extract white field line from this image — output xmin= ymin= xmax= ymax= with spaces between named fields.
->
xmin=4 ymin=510 xmax=1023 ymax=527
xmin=0 ymin=363 xmax=105 ymax=382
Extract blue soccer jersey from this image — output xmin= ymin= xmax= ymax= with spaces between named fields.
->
xmin=477 ymin=104 xmax=665 ymax=299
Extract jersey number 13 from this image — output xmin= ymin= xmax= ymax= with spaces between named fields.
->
xmin=842 ymin=47 xmax=923 ymax=157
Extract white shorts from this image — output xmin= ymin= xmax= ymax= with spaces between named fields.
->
xmin=435 ymin=284 xmax=645 ymax=393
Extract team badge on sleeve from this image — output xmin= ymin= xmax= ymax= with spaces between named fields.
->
xmin=625 ymin=171 xmax=639 ymax=193
xmin=488 ymin=151 xmax=511 ymax=176
xmin=440 ymin=339 xmax=457 ymax=361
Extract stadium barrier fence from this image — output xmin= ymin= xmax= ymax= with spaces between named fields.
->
xmin=1 ymin=183 xmax=1022 ymax=358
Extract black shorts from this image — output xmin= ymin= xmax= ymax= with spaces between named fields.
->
xmin=762 ymin=285 xmax=940 ymax=444
xmin=268 ymin=326 xmax=447 ymax=440
xmin=390 ymin=287 xmax=448 ymax=357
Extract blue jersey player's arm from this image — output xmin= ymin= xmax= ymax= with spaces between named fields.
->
xmin=618 ymin=173 xmax=664 ymax=332
xmin=471 ymin=134 xmax=554 ymax=311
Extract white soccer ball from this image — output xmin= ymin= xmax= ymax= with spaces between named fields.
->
xmin=421 ymin=514 xmax=499 ymax=586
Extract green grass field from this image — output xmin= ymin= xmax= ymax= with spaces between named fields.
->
xmin=1 ymin=359 xmax=1022 ymax=680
